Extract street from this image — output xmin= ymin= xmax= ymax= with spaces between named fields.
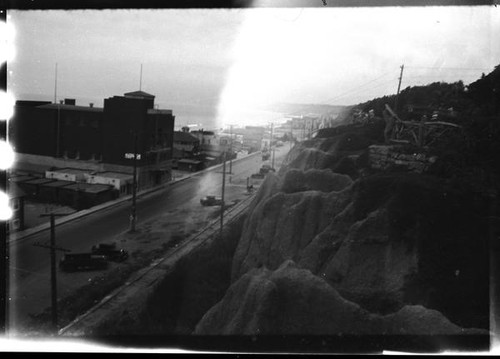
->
xmin=7 ymin=145 xmax=290 ymax=335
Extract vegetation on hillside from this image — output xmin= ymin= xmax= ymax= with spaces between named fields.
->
xmin=340 ymin=65 xmax=500 ymax=190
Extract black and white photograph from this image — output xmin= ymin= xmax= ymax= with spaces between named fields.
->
xmin=1 ymin=0 xmax=499 ymax=354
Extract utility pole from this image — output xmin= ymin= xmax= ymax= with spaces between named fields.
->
xmin=394 ymin=64 xmax=405 ymax=114
xmin=229 ymin=125 xmax=233 ymax=174
xmin=54 ymin=63 xmax=61 ymax=158
xmin=53 ymin=63 xmax=58 ymax=104
xmin=130 ymin=133 xmax=138 ymax=233
xmin=139 ymin=63 xmax=143 ymax=91
xmin=270 ymin=122 xmax=276 ymax=169
xmin=34 ymin=213 xmax=72 ymax=333
xmin=220 ymin=152 xmax=226 ymax=237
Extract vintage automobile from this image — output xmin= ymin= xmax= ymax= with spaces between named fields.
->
xmin=59 ymin=253 xmax=108 ymax=272
xmin=250 ymin=172 xmax=265 ymax=179
xmin=200 ymin=195 xmax=223 ymax=206
xmin=260 ymin=164 xmax=276 ymax=174
xmin=91 ymin=242 xmax=129 ymax=262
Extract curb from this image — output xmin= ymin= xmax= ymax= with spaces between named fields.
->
xmin=8 ymin=151 xmax=262 ymax=244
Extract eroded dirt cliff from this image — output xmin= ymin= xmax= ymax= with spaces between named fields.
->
xmin=196 ymin=123 xmax=490 ymax=335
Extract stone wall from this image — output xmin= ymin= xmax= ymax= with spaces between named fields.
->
xmin=368 ymin=145 xmax=437 ymax=173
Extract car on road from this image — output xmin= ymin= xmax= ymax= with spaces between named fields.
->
xmin=59 ymin=253 xmax=109 ymax=272
xmin=251 ymin=172 xmax=265 ymax=179
xmin=200 ymin=195 xmax=223 ymax=206
xmin=260 ymin=164 xmax=276 ymax=174
xmin=91 ymin=242 xmax=129 ymax=262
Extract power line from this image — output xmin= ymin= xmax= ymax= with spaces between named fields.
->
xmin=406 ymin=66 xmax=493 ymax=71
xmin=325 ymin=78 xmax=397 ymax=104
xmin=322 ymin=71 xmax=396 ymax=104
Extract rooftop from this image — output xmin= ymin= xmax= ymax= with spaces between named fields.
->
xmin=63 ymin=183 xmax=112 ymax=193
xmin=9 ymin=175 xmax=36 ymax=183
xmin=40 ymin=180 xmax=75 ymax=188
xmin=48 ymin=168 xmax=89 ymax=175
xmin=94 ymin=172 xmax=133 ymax=180
xmin=174 ymin=131 xmax=199 ymax=143
xmin=38 ymin=104 xmax=103 ymax=112
xmin=191 ymin=130 xmax=216 ymax=136
xmin=148 ymin=109 xmax=173 ymax=115
xmin=23 ymin=178 xmax=55 ymax=185
xmin=124 ymin=90 xmax=155 ymax=99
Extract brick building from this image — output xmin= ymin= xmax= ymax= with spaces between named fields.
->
xmin=10 ymin=90 xmax=175 ymax=190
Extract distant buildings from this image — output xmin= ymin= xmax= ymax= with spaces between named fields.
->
xmin=278 ymin=114 xmax=338 ymax=141
xmin=10 ymin=90 xmax=175 ymax=190
xmin=173 ymin=130 xmax=201 ymax=158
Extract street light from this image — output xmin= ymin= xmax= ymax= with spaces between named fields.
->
xmin=125 ymin=132 xmax=140 ymax=233
xmin=220 ymin=151 xmax=226 ymax=238
xmin=229 ymin=125 xmax=233 ymax=175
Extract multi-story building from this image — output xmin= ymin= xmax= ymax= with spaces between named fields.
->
xmin=173 ymin=130 xmax=200 ymax=157
xmin=10 ymin=90 xmax=175 ymax=190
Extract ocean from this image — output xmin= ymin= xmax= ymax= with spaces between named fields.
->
xmin=172 ymin=103 xmax=288 ymax=132
xmin=17 ymin=93 xmax=286 ymax=132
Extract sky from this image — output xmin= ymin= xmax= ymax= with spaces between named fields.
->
xmin=6 ymin=5 xmax=500 ymax=128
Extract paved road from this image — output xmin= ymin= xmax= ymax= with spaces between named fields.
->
xmin=7 ymin=145 xmax=290 ymax=335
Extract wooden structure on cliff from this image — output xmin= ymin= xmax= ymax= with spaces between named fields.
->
xmin=384 ymin=104 xmax=462 ymax=148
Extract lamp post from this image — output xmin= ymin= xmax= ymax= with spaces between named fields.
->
xmin=229 ymin=125 xmax=233 ymax=174
xmin=130 ymin=133 xmax=138 ymax=233
xmin=220 ymin=151 xmax=226 ymax=238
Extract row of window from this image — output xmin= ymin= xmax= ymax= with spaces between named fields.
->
xmin=64 ymin=118 xmax=100 ymax=129
xmin=62 ymin=150 xmax=103 ymax=161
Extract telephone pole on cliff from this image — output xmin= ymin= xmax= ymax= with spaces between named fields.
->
xmin=394 ymin=64 xmax=405 ymax=114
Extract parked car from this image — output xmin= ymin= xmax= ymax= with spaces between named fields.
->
xmin=251 ymin=172 xmax=265 ymax=179
xmin=200 ymin=195 xmax=223 ymax=206
xmin=59 ymin=253 xmax=108 ymax=272
xmin=91 ymin=242 xmax=129 ymax=262
xmin=262 ymin=152 xmax=270 ymax=161
xmin=260 ymin=164 xmax=275 ymax=174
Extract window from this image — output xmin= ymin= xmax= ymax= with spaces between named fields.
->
xmin=11 ymin=219 xmax=20 ymax=230
xmin=11 ymin=198 xmax=19 ymax=210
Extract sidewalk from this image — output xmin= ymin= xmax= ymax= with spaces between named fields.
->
xmin=8 ymin=151 xmax=262 ymax=244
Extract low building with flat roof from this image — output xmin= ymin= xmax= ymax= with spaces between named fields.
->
xmin=59 ymin=182 xmax=116 ymax=210
xmin=85 ymin=171 xmax=133 ymax=194
xmin=38 ymin=180 xmax=74 ymax=203
xmin=19 ymin=178 xmax=56 ymax=197
xmin=46 ymin=168 xmax=89 ymax=182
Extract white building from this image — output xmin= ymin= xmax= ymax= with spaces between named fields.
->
xmin=45 ymin=168 xmax=88 ymax=182
xmin=85 ymin=171 xmax=133 ymax=195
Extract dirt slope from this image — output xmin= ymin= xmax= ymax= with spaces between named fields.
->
xmin=201 ymin=124 xmax=490 ymax=334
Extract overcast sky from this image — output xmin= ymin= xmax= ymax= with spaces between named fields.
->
xmin=7 ymin=5 xmax=500 ymax=127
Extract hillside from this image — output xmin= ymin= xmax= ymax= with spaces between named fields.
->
xmin=193 ymin=67 xmax=499 ymax=342
xmin=265 ymin=102 xmax=348 ymax=117
xmin=86 ymin=67 xmax=498 ymax=352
